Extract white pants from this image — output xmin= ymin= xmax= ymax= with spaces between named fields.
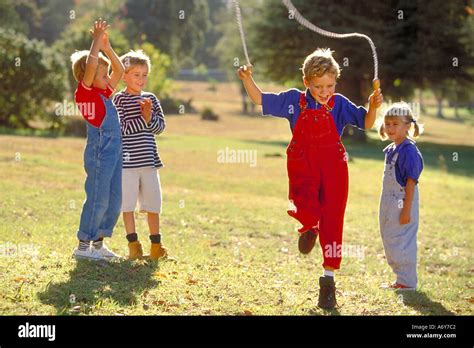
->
xmin=121 ymin=167 xmax=162 ymax=214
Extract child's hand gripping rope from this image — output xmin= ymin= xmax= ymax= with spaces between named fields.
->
xmin=237 ymin=64 xmax=253 ymax=80
xmin=369 ymin=88 xmax=384 ymax=109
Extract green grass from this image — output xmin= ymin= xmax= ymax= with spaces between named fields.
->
xmin=0 ymin=126 xmax=472 ymax=316
xmin=0 ymin=81 xmax=473 ymax=316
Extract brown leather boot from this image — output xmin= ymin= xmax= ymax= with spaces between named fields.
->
xmin=318 ymin=276 xmax=337 ymax=309
xmin=149 ymin=243 xmax=168 ymax=260
xmin=128 ymin=240 xmax=144 ymax=261
xmin=298 ymin=228 xmax=318 ymax=254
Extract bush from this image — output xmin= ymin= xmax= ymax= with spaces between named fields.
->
xmin=63 ymin=117 xmax=87 ymax=138
xmin=200 ymin=107 xmax=219 ymax=121
xmin=160 ymin=97 xmax=197 ymax=115
xmin=0 ymin=28 xmax=67 ymax=129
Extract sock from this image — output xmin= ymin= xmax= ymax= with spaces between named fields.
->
xmin=323 ymin=270 xmax=335 ymax=278
xmin=149 ymin=234 xmax=161 ymax=244
xmin=78 ymin=240 xmax=90 ymax=251
xmin=126 ymin=233 xmax=138 ymax=243
xmin=92 ymin=237 xmax=103 ymax=250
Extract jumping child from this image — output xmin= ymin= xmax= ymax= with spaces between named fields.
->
xmin=238 ymin=48 xmax=383 ymax=308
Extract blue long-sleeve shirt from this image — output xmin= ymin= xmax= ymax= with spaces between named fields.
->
xmin=261 ymin=88 xmax=367 ymax=136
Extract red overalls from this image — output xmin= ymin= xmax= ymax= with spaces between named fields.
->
xmin=286 ymin=93 xmax=349 ymax=269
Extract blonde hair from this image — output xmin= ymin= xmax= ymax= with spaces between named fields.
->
xmin=70 ymin=50 xmax=110 ymax=82
xmin=302 ymin=48 xmax=341 ymax=80
xmin=120 ymin=49 xmax=151 ymax=73
xmin=378 ymin=102 xmax=424 ymax=140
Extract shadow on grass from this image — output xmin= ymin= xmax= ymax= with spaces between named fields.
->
xmin=243 ymin=136 xmax=474 ymax=178
xmin=307 ymin=307 xmax=341 ymax=316
xmin=396 ymin=290 xmax=455 ymax=315
xmin=38 ymin=259 xmax=161 ymax=315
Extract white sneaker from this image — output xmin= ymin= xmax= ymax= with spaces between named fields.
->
xmin=73 ymin=247 xmax=103 ymax=261
xmin=93 ymin=244 xmax=123 ymax=261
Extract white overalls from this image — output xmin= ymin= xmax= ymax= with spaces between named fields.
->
xmin=379 ymin=151 xmax=419 ymax=288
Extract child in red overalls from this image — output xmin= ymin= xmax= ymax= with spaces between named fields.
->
xmin=238 ymin=48 xmax=383 ymax=308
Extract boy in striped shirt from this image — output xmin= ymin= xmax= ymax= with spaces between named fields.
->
xmin=113 ymin=50 xmax=168 ymax=261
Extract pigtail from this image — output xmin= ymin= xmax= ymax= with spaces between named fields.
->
xmin=413 ymin=122 xmax=420 ymax=138
xmin=410 ymin=118 xmax=424 ymax=139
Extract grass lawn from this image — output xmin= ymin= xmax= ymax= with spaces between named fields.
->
xmin=0 ymin=81 xmax=472 ymax=315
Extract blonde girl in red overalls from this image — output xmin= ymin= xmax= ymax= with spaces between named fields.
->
xmin=238 ymin=48 xmax=383 ymax=309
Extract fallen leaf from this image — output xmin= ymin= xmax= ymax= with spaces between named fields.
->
xmin=187 ymin=278 xmax=198 ymax=285
xmin=243 ymin=309 xmax=253 ymax=316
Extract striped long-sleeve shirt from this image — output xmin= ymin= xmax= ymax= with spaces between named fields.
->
xmin=113 ymin=90 xmax=165 ymax=169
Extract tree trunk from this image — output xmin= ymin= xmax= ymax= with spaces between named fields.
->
xmin=418 ymin=89 xmax=426 ymax=114
xmin=435 ymin=95 xmax=444 ymax=118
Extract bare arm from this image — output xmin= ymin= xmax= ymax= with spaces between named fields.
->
xmin=102 ymin=34 xmax=124 ymax=89
xmin=400 ymin=177 xmax=416 ymax=225
xmin=365 ymin=88 xmax=383 ymax=129
xmin=237 ymin=65 xmax=263 ymax=105
xmin=83 ymin=20 xmax=107 ymax=87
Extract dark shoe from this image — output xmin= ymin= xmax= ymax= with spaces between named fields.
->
xmin=298 ymin=228 xmax=318 ymax=254
xmin=318 ymin=276 xmax=337 ymax=309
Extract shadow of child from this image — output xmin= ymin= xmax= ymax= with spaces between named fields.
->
xmin=38 ymin=258 xmax=161 ymax=315
xmin=396 ymin=289 xmax=455 ymax=315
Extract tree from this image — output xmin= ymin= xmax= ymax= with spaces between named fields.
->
xmin=0 ymin=0 xmax=30 ymax=34
xmin=414 ymin=0 xmax=473 ymax=118
xmin=121 ymin=0 xmax=210 ymax=71
xmin=0 ymin=28 xmax=66 ymax=129
xmin=194 ymin=0 xmax=228 ymax=69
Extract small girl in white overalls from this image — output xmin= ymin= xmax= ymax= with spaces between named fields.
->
xmin=378 ymin=102 xmax=424 ymax=290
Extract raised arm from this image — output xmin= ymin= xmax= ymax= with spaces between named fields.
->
xmin=101 ymin=32 xmax=124 ymax=89
xmin=83 ymin=19 xmax=108 ymax=87
xmin=237 ymin=65 xmax=263 ymax=105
